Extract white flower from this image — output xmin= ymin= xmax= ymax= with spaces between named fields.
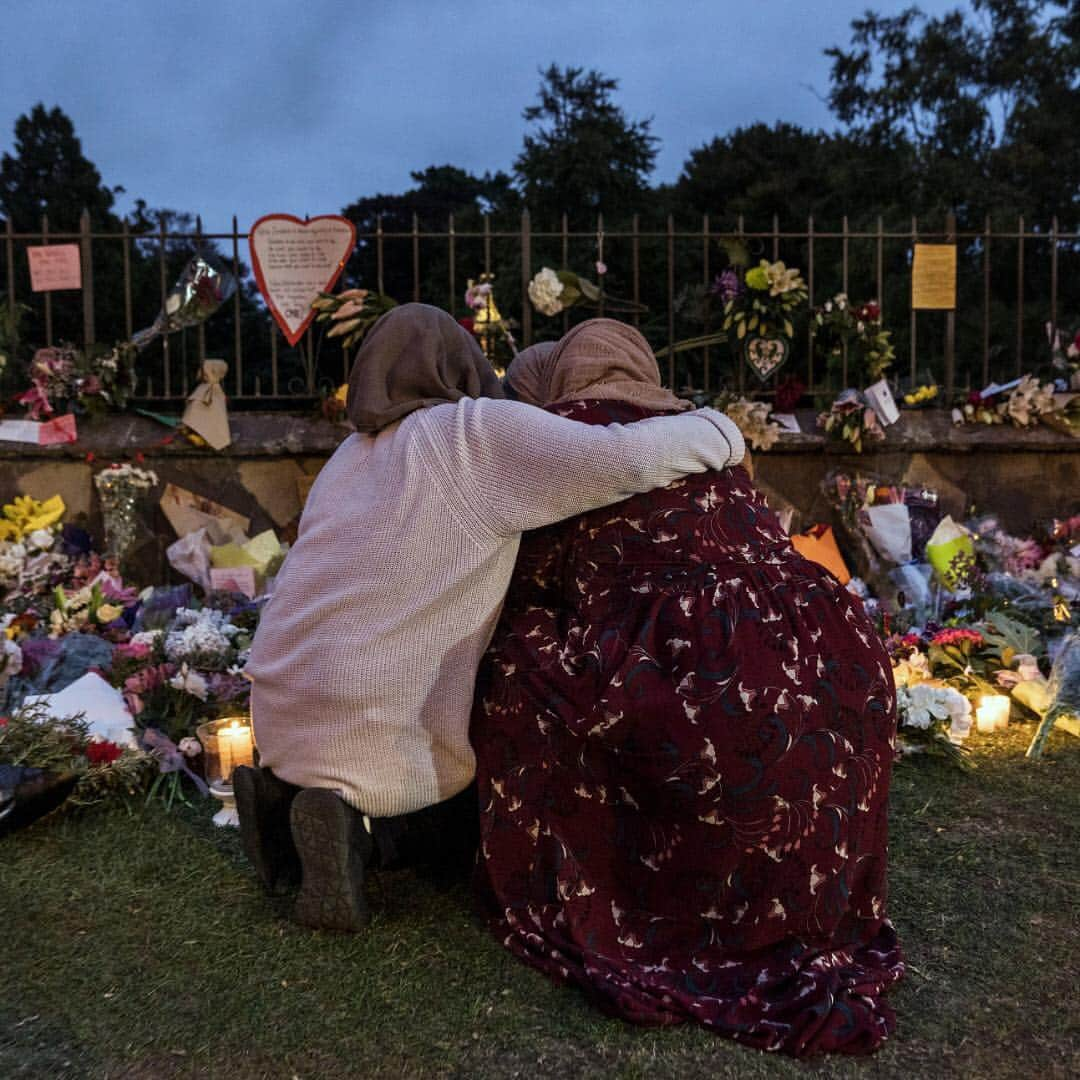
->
xmin=165 ymin=607 xmax=240 ymax=666
xmin=899 ymin=684 xmax=950 ymax=730
xmin=131 ymin=629 xmax=163 ymax=648
xmin=528 ymin=268 xmax=566 ymax=316
xmin=169 ymin=663 xmax=208 ymax=701
xmin=25 ymin=528 xmax=55 ymax=553
xmin=178 ymin=736 xmax=202 ymax=758
xmin=0 ymin=637 xmax=22 ymax=687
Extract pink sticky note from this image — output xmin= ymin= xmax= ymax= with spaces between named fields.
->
xmin=38 ymin=414 xmax=78 ymax=445
xmin=27 ymin=244 xmax=82 ymax=291
xmin=210 ymin=566 xmax=257 ymax=599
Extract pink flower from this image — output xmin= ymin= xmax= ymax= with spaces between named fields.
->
xmin=114 ymin=640 xmax=151 ymax=662
xmin=930 ymin=628 xmax=984 ymax=648
xmin=595 ymin=261 xmax=608 ymax=277
xmin=15 ymin=384 xmax=54 ymax=420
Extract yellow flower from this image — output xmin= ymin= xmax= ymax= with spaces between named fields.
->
xmin=333 ymin=383 xmax=348 ymax=404
xmin=1 ymin=494 xmax=65 ymax=540
xmin=96 ymin=603 xmax=123 ymax=623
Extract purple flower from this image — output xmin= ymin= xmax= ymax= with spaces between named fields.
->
xmin=710 ymin=269 xmax=743 ymax=303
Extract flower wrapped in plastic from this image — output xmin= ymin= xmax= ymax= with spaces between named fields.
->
xmin=131 ymin=254 xmax=237 ymax=351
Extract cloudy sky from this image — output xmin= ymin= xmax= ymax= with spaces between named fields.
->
xmin=3 ymin=0 xmax=966 ymax=233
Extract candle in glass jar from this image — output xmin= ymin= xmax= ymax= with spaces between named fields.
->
xmin=219 ymin=719 xmax=254 ymax=782
xmin=976 ymin=695 xmax=1009 ymax=732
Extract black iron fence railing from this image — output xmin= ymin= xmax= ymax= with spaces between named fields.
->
xmin=3 ymin=210 xmax=1077 ymax=404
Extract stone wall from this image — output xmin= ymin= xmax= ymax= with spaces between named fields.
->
xmin=2 ymin=411 xmax=1077 ymax=585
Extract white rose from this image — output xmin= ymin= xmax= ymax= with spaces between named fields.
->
xmin=528 ymin=268 xmax=566 ymax=317
xmin=25 ymin=528 xmax=55 ymax=553
xmin=169 ymin=663 xmax=208 ymax=701
xmin=0 ymin=638 xmax=22 ymax=686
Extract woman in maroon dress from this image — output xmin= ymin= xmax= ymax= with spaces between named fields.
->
xmin=472 ymin=320 xmax=903 ymax=1057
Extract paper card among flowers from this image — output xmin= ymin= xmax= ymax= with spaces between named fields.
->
xmin=864 ymin=379 xmax=900 ymax=426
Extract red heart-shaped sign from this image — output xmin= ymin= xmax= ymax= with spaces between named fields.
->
xmin=249 ymin=214 xmax=357 ymax=346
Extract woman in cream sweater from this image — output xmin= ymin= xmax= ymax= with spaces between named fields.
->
xmin=238 ymin=304 xmax=746 ymax=931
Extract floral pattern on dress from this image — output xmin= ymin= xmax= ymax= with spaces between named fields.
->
xmin=472 ymin=399 xmax=903 ymax=1057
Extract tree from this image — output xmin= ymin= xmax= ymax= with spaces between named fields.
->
xmin=826 ymin=0 xmax=1080 ymax=224
xmin=0 ymin=104 xmax=120 ymax=231
xmin=515 ymin=65 xmax=658 ymax=228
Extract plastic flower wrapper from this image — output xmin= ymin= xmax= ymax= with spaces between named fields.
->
xmin=861 ymin=503 xmax=912 ymax=565
xmin=889 ymin=562 xmax=933 ymax=613
xmin=131 ymin=254 xmax=237 ymax=351
xmin=926 ymin=516 xmax=975 ymax=589
xmin=1027 ymin=631 xmax=1080 ymax=757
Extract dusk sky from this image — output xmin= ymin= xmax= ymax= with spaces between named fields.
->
xmin=3 ymin=0 xmax=968 ymax=233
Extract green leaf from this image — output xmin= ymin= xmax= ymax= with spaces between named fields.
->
xmin=577 ymin=277 xmax=601 ymax=301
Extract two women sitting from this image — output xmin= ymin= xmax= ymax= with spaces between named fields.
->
xmin=238 ymin=304 xmax=902 ymax=1057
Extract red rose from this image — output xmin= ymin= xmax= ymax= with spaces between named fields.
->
xmin=86 ymin=739 xmax=124 ymax=765
xmin=863 ymin=301 xmax=880 ymax=320
xmin=458 ymin=317 xmax=475 ymax=334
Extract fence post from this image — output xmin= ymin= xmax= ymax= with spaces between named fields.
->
xmin=666 ymin=214 xmax=675 ymax=387
xmin=1016 ymin=214 xmax=1025 ymax=375
xmin=1049 ymin=216 xmax=1058 ymax=352
xmin=520 ymin=209 xmax=532 ymax=348
xmin=5 ymin=217 xmax=15 ymax=325
xmin=944 ymin=211 xmax=956 ymax=401
xmin=159 ymin=214 xmax=170 ymax=398
xmin=596 ymin=213 xmax=604 ymax=318
xmin=80 ymin=207 xmax=95 ymax=347
xmin=631 ymin=213 xmax=640 ymax=329
xmin=195 ymin=215 xmax=205 ymax=367
xmin=909 ymin=216 xmax=918 ymax=385
xmin=232 ymin=215 xmax=243 ymax=396
xmin=982 ymin=215 xmax=992 ymax=388
xmin=412 ymin=211 xmax=420 ymax=302
xmin=121 ymin=215 xmax=133 ymax=341
xmin=702 ymin=213 xmax=711 ymax=394
xmin=806 ymin=214 xmax=815 ymax=390
xmin=561 ymin=212 xmax=569 ymax=334
xmin=447 ymin=212 xmax=456 ymax=316
xmin=41 ymin=215 xmax=53 ymax=346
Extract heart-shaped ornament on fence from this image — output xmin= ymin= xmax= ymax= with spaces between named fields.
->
xmin=744 ymin=334 xmax=790 ymax=383
xmin=249 ymin=214 xmax=357 ymax=346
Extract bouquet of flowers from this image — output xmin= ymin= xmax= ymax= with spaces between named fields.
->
xmin=15 ymin=343 xmax=137 ymax=420
xmin=713 ymin=394 xmax=783 ymax=451
xmin=463 ymin=274 xmax=517 ymax=368
xmin=130 ymin=253 xmax=237 ymax=351
xmin=720 ymin=259 xmax=807 ymax=343
xmin=311 ymin=288 xmax=398 ymax=351
xmin=813 ymin=295 xmax=894 ymax=385
xmin=817 ymin=389 xmax=886 ymax=453
xmin=955 ymin=375 xmax=1078 ymax=434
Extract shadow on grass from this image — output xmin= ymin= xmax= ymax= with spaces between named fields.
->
xmin=2 ymin=725 xmax=1078 ymax=1080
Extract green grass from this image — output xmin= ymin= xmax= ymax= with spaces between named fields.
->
xmin=2 ymin=725 xmax=1078 ymax=1080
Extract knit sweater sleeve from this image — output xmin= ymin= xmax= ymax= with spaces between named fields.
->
xmin=414 ymin=398 xmax=745 ymax=538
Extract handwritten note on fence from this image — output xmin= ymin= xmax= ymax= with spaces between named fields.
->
xmin=27 ymin=244 xmax=82 ymax=291
xmin=911 ymin=243 xmax=957 ymax=310
xmin=249 ymin=215 xmax=356 ymax=345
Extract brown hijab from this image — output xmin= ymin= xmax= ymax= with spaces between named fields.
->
xmin=347 ymin=303 xmax=504 ymax=433
xmin=507 ymin=318 xmax=689 ymax=412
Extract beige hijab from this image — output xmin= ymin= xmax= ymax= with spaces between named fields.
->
xmin=506 ymin=318 xmax=689 ymax=412
xmin=347 ymin=303 xmax=504 ymax=433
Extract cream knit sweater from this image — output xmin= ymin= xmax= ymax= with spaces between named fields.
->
xmin=247 ymin=398 xmax=745 ymax=816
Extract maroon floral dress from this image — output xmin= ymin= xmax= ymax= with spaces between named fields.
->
xmin=471 ymin=400 xmax=903 ymax=1057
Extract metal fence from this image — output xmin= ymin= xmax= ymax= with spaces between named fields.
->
xmin=3 ymin=210 xmax=1077 ymax=404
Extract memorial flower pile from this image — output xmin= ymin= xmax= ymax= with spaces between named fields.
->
xmin=14 ymin=343 xmax=137 ymax=420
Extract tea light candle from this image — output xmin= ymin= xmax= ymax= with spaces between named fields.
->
xmin=219 ymin=719 xmax=254 ymax=783
xmin=976 ymin=695 xmax=1010 ymax=733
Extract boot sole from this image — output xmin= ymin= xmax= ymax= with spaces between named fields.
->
xmin=290 ymin=788 xmax=372 ymax=933
xmin=234 ymin=766 xmax=300 ymax=894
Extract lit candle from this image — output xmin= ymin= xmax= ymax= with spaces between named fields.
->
xmin=219 ymin=719 xmax=254 ymax=783
xmin=976 ymin=695 xmax=1010 ymax=733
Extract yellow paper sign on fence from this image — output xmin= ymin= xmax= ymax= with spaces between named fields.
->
xmin=911 ymin=243 xmax=957 ymax=310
